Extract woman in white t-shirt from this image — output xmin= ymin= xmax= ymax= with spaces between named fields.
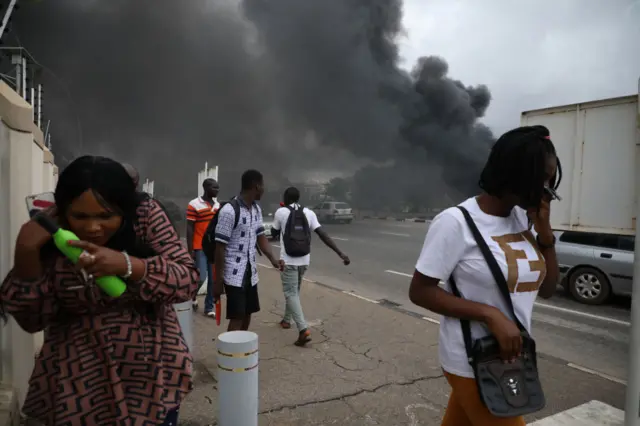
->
xmin=409 ymin=125 xmax=561 ymax=426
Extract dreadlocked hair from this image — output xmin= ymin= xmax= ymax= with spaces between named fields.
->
xmin=479 ymin=125 xmax=562 ymax=209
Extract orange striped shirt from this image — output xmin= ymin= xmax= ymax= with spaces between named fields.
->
xmin=187 ymin=197 xmax=220 ymax=250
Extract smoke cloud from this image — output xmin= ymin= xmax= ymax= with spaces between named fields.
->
xmin=11 ymin=0 xmax=494 ymax=204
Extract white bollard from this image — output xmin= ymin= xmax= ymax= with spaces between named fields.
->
xmin=174 ymin=301 xmax=194 ymax=352
xmin=217 ymin=331 xmax=259 ymax=426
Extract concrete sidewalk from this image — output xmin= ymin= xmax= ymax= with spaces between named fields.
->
xmin=180 ymin=267 xmax=625 ymax=425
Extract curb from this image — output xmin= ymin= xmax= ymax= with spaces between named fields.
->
xmin=256 ymin=263 xmax=424 ymax=321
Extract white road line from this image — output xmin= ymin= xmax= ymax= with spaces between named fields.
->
xmin=342 ymin=291 xmax=379 ymax=304
xmin=332 ymin=237 xmax=349 ymax=241
xmin=384 ymin=270 xmax=629 ymax=326
xmin=379 ymin=231 xmax=410 ymax=237
xmin=566 ymin=363 xmax=627 ymax=385
xmin=422 ymin=316 xmax=440 ymax=325
xmin=534 ymin=302 xmax=630 ymax=327
xmin=272 ymin=244 xmax=280 ymax=247
xmin=385 ymin=270 xmax=413 ymax=278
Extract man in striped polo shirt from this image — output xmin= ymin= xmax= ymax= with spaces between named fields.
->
xmin=187 ymin=178 xmax=220 ymax=317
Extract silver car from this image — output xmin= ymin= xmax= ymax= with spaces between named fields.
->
xmin=555 ymin=231 xmax=633 ymax=305
xmin=314 ymin=201 xmax=354 ymax=224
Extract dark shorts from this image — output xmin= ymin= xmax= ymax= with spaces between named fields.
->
xmin=225 ymin=265 xmax=260 ymax=320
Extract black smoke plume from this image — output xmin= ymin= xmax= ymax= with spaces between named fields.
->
xmin=10 ymin=0 xmax=493 ymax=206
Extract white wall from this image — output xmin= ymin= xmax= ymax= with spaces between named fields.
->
xmin=0 ymin=80 xmax=55 ymax=425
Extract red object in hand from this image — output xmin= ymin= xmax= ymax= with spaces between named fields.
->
xmin=280 ymin=202 xmax=285 ymax=207
xmin=215 ymin=300 xmax=221 ymax=326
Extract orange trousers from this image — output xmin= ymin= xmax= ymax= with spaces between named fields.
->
xmin=441 ymin=372 xmax=526 ymax=426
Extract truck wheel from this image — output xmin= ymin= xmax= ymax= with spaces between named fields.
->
xmin=568 ymin=267 xmax=611 ymax=305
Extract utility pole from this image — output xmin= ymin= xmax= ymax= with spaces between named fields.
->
xmin=624 ymin=75 xmax=640 ymax=426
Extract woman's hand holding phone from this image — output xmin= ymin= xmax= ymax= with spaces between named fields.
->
xmin=527 ymin=199 xmax=554 ymax=245
xmin=16 ymin=207 xmax=58 ymax=253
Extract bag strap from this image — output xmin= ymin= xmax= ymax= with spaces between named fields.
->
xmin=230 ymin=199 xmax=241 ymax=229
xmin=449 ymin=206 xmax=528 ymax=361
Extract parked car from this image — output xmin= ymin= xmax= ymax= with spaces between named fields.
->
xmin=314 ymin=201 xmax=354 ymax=224
xmin=555 ymin=230 xmax=633 ymax=305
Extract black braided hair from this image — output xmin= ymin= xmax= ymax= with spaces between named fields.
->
xmin=479 ymin=125 xmax=562 ymax=209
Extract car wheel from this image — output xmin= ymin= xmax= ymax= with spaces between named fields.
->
xmin=568 ymin=267 xmax=611 ymax=305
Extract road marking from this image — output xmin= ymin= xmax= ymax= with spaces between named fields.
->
xmin=566 ymin=363 xmax=627 ymax=385
xmin=385 ymin=270 xmax=413 ymax=278
xmin=332 ymin=237 xmax=349 ymax=241
xmin=534 ymin=302 xmax=630 ymax=327
xmin=385 ymin=270 xmax=629 ymax=326
xmin=272 ymin=244 xmax=280 ymax=247
xmin=379 ymin=231 xmax=410 ymax=237
xmin=342 ymin=291 xmax=379 ymax=304
xmin=422 ymin=316 xmax=440 ymax=325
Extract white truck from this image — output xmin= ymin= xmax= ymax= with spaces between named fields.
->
xmin=521 ymin=93 xmax=639 ymax=306
xmin=521 ymin=93 xmax=639 ymax=236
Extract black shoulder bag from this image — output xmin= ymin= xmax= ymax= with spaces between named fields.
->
xmin=449 ymin=206 xmax=546 ymax=417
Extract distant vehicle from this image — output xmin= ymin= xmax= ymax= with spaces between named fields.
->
xmin=314 ymin=201 xmax=353 ymax=224
xmin=262 ymin=217 xmax=279 ymax=241
xmin=555 ymin=230 xmax=633 ymax=305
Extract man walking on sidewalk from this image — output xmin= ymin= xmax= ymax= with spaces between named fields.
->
xmin=272 ymin=187 xmax=350 ymax=346
xmin=187 ymin=178 xmax=220 ymax=317
xmin=213 ymin=169 xmax=282 ymax=331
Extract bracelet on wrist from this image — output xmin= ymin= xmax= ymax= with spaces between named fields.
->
xmin=121 ymin=251 xmax=133 ymax=279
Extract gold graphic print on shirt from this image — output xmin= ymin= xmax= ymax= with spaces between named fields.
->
xmin=491 ymin=231 xmax=546 ymax=293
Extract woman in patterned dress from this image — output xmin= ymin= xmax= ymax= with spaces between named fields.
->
xmin=1 ymin=155 xmax=199 ymax=425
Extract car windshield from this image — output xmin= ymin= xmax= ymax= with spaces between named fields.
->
xmin=334 ymin=203 xmax=350 ymax=209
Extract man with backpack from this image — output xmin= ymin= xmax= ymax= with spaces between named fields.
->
xmin=207 ymin=170 xmax=282 ymax=332
xmin=272 ymin=187 xmax=351 ymax=346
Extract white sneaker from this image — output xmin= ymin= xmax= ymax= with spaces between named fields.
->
xmin=192 ymin=300 xmax=198 ymax=310
xmin=206 ymin=311 xmax=216 ymax=319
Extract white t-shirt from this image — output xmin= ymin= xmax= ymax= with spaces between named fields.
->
xmin=273 ymin=204 xmax=321 ymax=266
xmin=415 ymin=197 xmax=546 ymax=378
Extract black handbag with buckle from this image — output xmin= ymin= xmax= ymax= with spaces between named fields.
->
xmin=449 ymin=206 xmax=546 ymax=417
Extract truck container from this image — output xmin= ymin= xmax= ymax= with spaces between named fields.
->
xmin=521 ymin=92 xmax=639 ymax=235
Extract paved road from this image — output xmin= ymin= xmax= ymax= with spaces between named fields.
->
xmin=266 ymin=218 xmax=630 ymax=384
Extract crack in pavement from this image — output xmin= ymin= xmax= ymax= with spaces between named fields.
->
xmin=311 ymin=328 xmax=398 ymax=372
xmin=258 ymin=374 xmax=444 ymax=415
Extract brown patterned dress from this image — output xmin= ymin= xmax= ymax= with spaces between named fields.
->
xmin=0 ymin=199 xmax=200 ymax=425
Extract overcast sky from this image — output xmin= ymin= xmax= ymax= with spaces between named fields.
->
xmin=400 ymin=0 xmax=640 ymax=136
